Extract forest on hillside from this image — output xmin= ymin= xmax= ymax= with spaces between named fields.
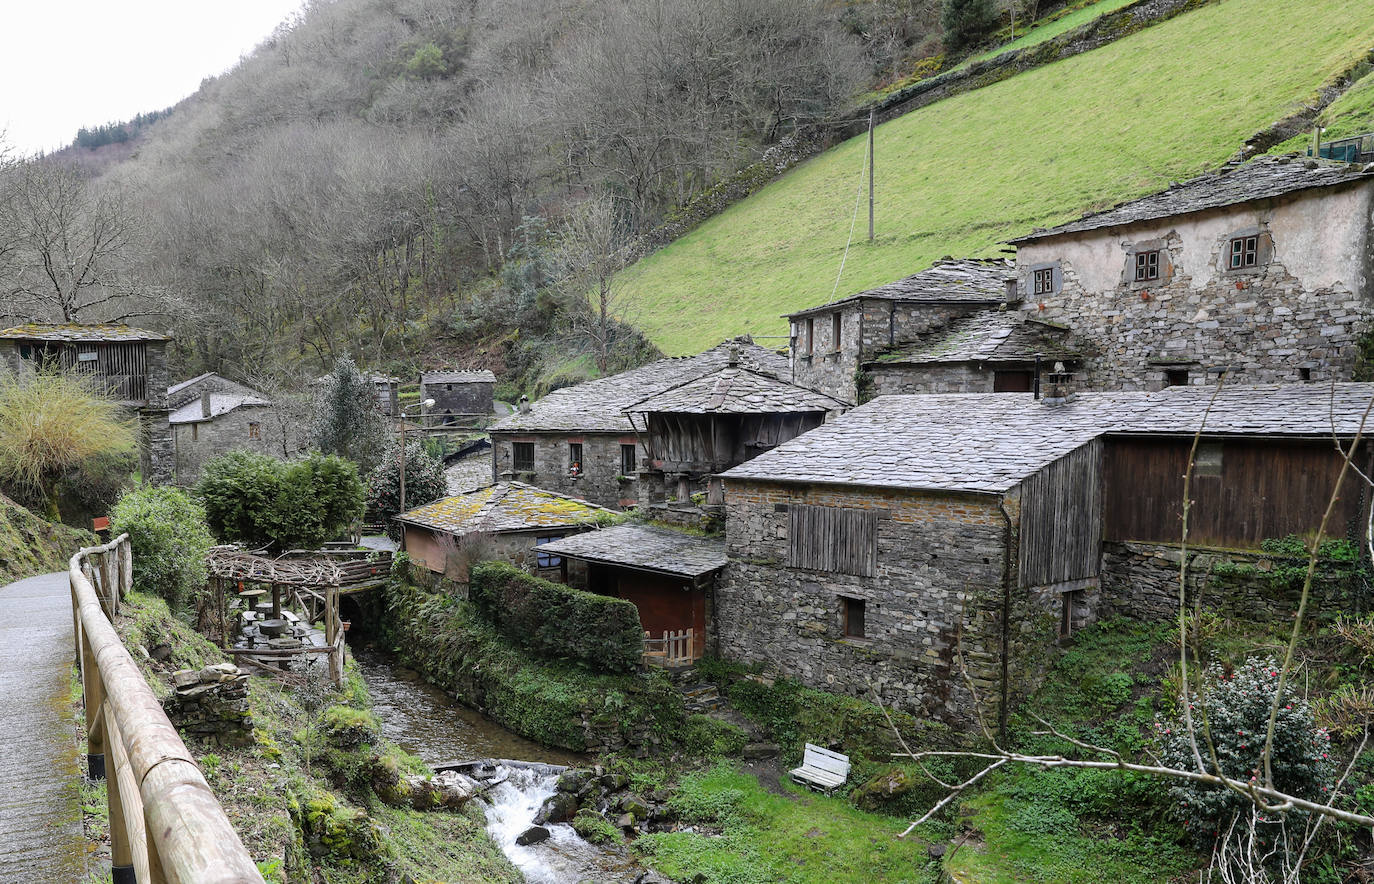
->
xmin=0 ymin=0 xmax=1021 ymax=390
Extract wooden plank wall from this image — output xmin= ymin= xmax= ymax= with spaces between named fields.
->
xmin=787 ymin=504 xmax=878 ymax=577
xmin=1102 ymin=437 xmax=1370 ymax=549
xmin=1019 ymin=439 xmax=1103 ymax=587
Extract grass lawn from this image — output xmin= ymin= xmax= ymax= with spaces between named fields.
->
xmin=617 ymin=0 xmax=1374 ymax=355
xmin=965 ymin=0 xmax=1143 ymax=65
xmin=1271 ymin=68 xmax=1374 ymax=153
xmin=633 ymin=762 xmax=942 ymax=884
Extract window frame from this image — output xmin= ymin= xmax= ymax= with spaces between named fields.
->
xmin=568 ymin=442 xmax=583 ymax=477
xmin=831 ymin=311 xmax=842 ymax=354
xmin=1028 ymin=261 xmax=1061 ymax=297
xmin=248 ymin=422 xmax=261 ymax=440
xmin=1134 ymin=249 xmax=1160 ymax=282
xmin=535 ymin=535 xmax=563 ymax=568
xmin=512 ymin=441 xmax=535 ymax=473
xmin=1228 ymin=235 xmax=1258 ymax=270
xmin=1220 ymin=229 xmax=1272 ymax=275
xmin=805 ymin=316 xmax=815 ymax=357
xmin=841 ymin=596 xmax=866 ymax=639
xmin=620 ymin=443 xmax=637 ymax=476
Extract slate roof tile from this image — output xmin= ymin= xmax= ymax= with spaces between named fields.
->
xmin=395 ymin=481 xmax=607 ymax=534
xmin=873 ymin=312 xmax=1083 ymax=365
xmin=786 ymin=258 xmax=1012 ymax=319
xmin=627 ymin=366 xmax=850 ymax=414
xmin=168 ymin=393 xmax=273 ymax=424
xmin=422 ymin=370 xmax=497 ymax=384
xmin=0 ymin=323 xmax=168 ymax=342
xmin=535 ymin=524 xmax=727 ymax=578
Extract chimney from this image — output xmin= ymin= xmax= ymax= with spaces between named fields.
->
xmin=727 ymin=343 xmax=741 ymax=367
xmin=200 ymin=390 xmax=212 ymax=419
xmin=1042 ymin=361 xmax=1076 ymax=405
xmin=518 ymin=394 xmax=530 ymax=414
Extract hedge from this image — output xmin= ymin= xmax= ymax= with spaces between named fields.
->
xmin=469 ymin=561 xmax=644 ymax=673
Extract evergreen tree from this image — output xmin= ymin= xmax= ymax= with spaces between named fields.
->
xmin=942 ymin=0 xmax=999 ymax=54
xmin=311 ymin=357 xmax=389 ymax=476
xmin=366 ymin=440 xmax=448 ymax=540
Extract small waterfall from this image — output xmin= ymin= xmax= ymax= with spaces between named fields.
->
xmin=482 ymin=764 xmax=643 ymax=883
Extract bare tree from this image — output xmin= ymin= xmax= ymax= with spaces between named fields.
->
xmin=553 ymin=194 xmax=634 ymax=374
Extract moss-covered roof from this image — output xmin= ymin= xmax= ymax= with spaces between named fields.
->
xmin=0 ymin=323 xmax=168 ymax=342
xmin=395 ymin=481 xmax=607 ymax=535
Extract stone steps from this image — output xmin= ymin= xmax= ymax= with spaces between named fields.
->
xmin=680 ymin=682 xmax=724 ymax=714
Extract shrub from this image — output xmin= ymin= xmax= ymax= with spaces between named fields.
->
xmin=196 ymin=450 xmax=364 ymax=550
xmin=1156 ymin=656 xmax=1335 ymax=846
xmin=469 ymin=561 xmax=643 ymax=673
xmin=366 ymin=440 xmax=448 ymax=539
xmin=109 ymin=486 xmax=214 ymax=610
xmin=683 ymin=715 xmax=748 ymax=758
xmin=941 ymin=0 xmax=999 ymax=54
xmin=311 ymin=357 xmax=390 ymax=475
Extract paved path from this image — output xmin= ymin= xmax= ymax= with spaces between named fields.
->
xmin=0 ymin=572 xmax=87 ymax=882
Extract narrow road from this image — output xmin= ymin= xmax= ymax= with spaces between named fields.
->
xmin=0 ymin=572 xmax=88 ymax=882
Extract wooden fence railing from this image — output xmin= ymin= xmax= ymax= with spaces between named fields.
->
xmin=643 ymin=628 xmax=695 ymax=667
xmin=71 ymin=534 xmax=265 ymax=884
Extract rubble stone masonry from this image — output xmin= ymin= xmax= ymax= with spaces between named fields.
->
xmin=491 ymin=432 xmax=641 ymax=510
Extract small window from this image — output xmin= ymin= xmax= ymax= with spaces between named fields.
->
xmin=1194 ymin=442 xmax=1223 ymax=478
xmin=1033 ymin=267 xmax=1055 ymax=296
xmin=1228 ymin=235 xmax=1259 ymax=270
xmin=568 ymin=442 xmax=583 ymax=477
xmin=993 ymin=370 xmax=1034 ymax=393
xmin=191 ymin=423 xmax=199 ymax=442
xmin=1165 ymin=368 xmax=1189 ymax=387
xmin=513 ymin=442 xmax=534 ymax=473
xmin=1134 ymin=250 xmax=1160 ymax=282
xmin=621 ymin=444 xmax=637 ymax=476
xmin=842 ymin=596 xmax=866 ymax=639
xmin=248 ymin=422 xmax=261 ymax=440
xmin=445 ymin=383 xmax=453 ymax=391
xmin=805 ymin=317 xmax=815 ymax=356
xmin=832 ymin=312 xmax=842 ymax=353
xmin=535 ymin=535 xmax=563 ymax=568
xmin=1059 ymin=589 xmax=1083 ymax=638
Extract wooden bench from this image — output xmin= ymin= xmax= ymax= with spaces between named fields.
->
xmin=789 ymin=743 xmax=851 ymax=794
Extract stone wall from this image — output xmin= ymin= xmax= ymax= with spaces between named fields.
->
xmin=1098 ymin=540 xmax=1360 ymax=624
xmin=717 ymin=479 xmax=1056 ymax=727
xmin=491 ymin=431 xmax=641 ymax=509
xmin=424 ymin=381 xmax=494 ymax=422
xmin=866 ymin=362 xmax=998 ymax=396
xmin=163 ymin=663 xmax=253 ymax=747
xmin=172 ymin=405 xmax=290 ymax=484
xmin=1017 ymin=186 xmax=1374 ymax=389
xmin=404 ymin=526 xmax=589 ymax=587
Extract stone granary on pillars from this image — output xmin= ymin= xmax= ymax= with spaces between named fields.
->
xmin=419 ymin=370 xmax=496 ymax=427
xmin=488 ymin=338 xmax=790 ymax=510
xmin=785 ymin=257 xmax=1021 ymax=403
xmin=537 ymin=524 xmax=726 ymax=665
xmin=716 ymin=382 xmax=1374 ymax=728
xmin=394 ymin=481 xmax=608 ymax=584
xmin=167 ymin=373 xmax=301 ymax=484
xmin=1009 ymin=154 xmax=1374 ymax=390
xmin=0 ymin=323 xmax=173 ymax=483
xmin=624 ymin=348 xmax=850 ymax=522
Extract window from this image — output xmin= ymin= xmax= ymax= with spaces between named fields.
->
xmin=444 ymin=383 xmax=452 ymax=391
xmin=787 ymin=505 xmax=878 ymax=577
xmin=1228 ymin=235 xmax=1259 ymax=270
xmin=248 ymin=422 xmax=261 ymax=440
xmin=1165 ymin=368 xmax=1189 ymax=387
xmin=832 ymin=312 xmax=842 ymax=353
xmin=1033 ymin=267 xmax=1055 ymax=296
xmin=841 ymin=596 xmax=866 ymax=639
xmin=513 ymin=442 xmax=534 ymax=473
xmin=191 ymin=423 xmax=199 ymax=442
xmin=535 ymin=535 xmax=563 ymax=568
xmin=621 ymin=444 xmax=637 ymax=476
xmin=1059 ymin=589 xmax=1082 ymax=639
xmin=993 ymin=370 xmax=1034 ymax=393
xmin=805 ymin=317 xmax=815 ymax=356
xmin=1194 ymin=442 xmax=1223 ymax=478
xmin=1134 ymin=250 xmax=1160 ymax=282
xmin=568 ymin=442 xmax=583 ymax=477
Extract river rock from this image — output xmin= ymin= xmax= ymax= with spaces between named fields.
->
xmin=535 ymin=790 xmax=579 ymax=825
xmin=172 ymin=669 xmax=200 ymax=688
xmin=742 ymin=742 xmax=780 ymax=759
xmin=619 ymin=793 xmax=650 ymax=821
xmin=616 ymin=812 xmax=636 ymax=830
xmin=430 ymin=770 xmax=480 ymax=807
xmin=557 ymin=768 xmax=595 ymax=794
xmin=516 ymin=825 xmax=551 ymax=846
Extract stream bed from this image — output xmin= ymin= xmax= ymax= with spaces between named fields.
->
xmin=353 ymin=649 xmax=650 ymax=882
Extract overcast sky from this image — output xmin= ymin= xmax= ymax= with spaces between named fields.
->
xmin=1 ymin=0 xmax=304 ymax=157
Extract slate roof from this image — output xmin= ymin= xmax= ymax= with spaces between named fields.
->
xmin=445 ymin=451 xmax=495 ymax=496
xmin=394 ymin=481 xmax=607 ymax=535
xmin=785 ymin=258 xmax=1012 ymax=319
xmin=872 ymin=312 xmax=1082 ymax=365
xmin=422 ymin=370 xmax=497 ymax=384
xmin=0 ymin=323 xmax=167 ymax=342
xmin=534 ymin=525 xmax=727 ymax=578
xmin=1009 ymin=155 xmax=1374 ymax=244
xmin=626 ymin=366 xmax=850 ymax=415
xmin=168 ymin=393 xmax=273 ymax=424
xmin=168 ymin=372 xmax=217 ymax=397
xmin=722 ymin=384 xmax=1374 ymax=494
xmin=490 ymin=340 xmax=791 ymax=434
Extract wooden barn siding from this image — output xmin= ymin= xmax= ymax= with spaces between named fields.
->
xmin=1102 ymin=437 xmax=1371 ymax=549
xmin=647 ymin=412 xmax=823 ymax=470
xmin=1018 ymin=439 xmax=1103 ymax=587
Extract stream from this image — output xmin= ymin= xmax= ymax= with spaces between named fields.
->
xmin=353 ymin=649 xmax=650 ymax=883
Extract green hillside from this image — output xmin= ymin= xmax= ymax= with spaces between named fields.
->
xmin=619 ymin=0 xmax=1374 ymax=355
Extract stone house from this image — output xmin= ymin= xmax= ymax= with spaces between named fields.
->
xmin=420 ymin=370 xmax=496 ymax=427
xmin=625 ymin=348 xmax=850 ymax=519
xmin=0 ymin=323 xmax=173 ymax=483
xmin=537 ymin=524 xmax=727 ymax=664
xmin=716 ymin=383 xmax=1374 ymax=727
xmin=489 ymin=338 xmax=790 ymax=509
xmin=167 ymin=373 xmax=301 ymax=484
xmin=395 ymin=481 xmax=607 ymax=583
xmin=786 ymin=258 xmax=1019 ymax=403
xmin=1009 ymin=155 xmax=1374 ymax=389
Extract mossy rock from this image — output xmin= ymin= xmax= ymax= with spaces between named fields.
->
xmin=322 ymin=705 xmax=382 ymax=749
xmin=571 ymin=809 xmax=621 ymax=845
xmin=850 ymin=767 xmax=914 ymax=812
xmin=289 ymin=783 xmax=388 ymax=862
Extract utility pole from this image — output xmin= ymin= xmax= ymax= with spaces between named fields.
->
xmin=868 ymin=108 xmax=875 ymax=243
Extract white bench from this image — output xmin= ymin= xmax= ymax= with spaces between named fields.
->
xmin=789 ymin=743 xmax=850 ymax=794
